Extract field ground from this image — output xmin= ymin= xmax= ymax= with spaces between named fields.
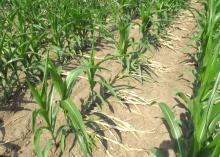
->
xmin=0 ymin=1 xmax=201 ymax=157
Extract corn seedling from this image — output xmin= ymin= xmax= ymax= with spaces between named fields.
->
xmin=80 ymin=46 xmax=121 ymax=112
xmin=139 ymin=2 xmax=154 ymax=42
xmin=29 ymin=57 xmax=94 ymax=157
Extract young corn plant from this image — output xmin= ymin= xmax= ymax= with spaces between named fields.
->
xmin=28 ymin=57 xmax=59 ymax=157
xmin=0 ymin=0 xmax=101 ymax=104
xmin=81 ymin=47 xmax=120 ymax=112
xmin=138 ymin=2 xmax=161 ymax=50
xmin=153 ymin=0 xmax=188 ymax=36
xmin=139 ymin=3 xmax=153 ymax=41
xmin=115 ymin=18 xmax=132 ymax=72
xmin=154 ymin=0 xmax=220 ymax=156
xmin=29 ymin=57 xmax=94 ymax=157
xmin=114 ymin=18 xmax=151 ymax=83
xmin=157 ymin=72 xmax=220 ymax=157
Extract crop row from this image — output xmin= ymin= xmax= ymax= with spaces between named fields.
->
xmin=157 ymin=0 xmax=220 ymax=156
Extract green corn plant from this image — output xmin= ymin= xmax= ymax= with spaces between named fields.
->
xmin=0 ymin=32 xmax=22 ymax=104
xmin=48 ymin=60 xmax=94 ymax=156
xmin=154 ymin=0 xmax=188 ymax=36
xmin=114 ymin=18 xmax=151 ymax=82
xmin=156 ymin=72 xmax=220 ymax=157
xmin=45 ymin=0 xmax=98 ymax=60
xmin=139 ymin=3 xmax=154 ymax=41
xmin=81 ymin=46 xmax=119 ymax=110
xmin=29 ymin=57 xmax=94 ymax=157
xmin=28 ymin=56 xmax=59 ymax=157
xmin=195 ymin=0 xmax=220 ymax=100
xmin=154 ymin=0 xmax=220 ymax=156
xmin=0 ymin=0 xmax=99 ymax=104
xmin=115 ymin=18 xmax=132 ymax=71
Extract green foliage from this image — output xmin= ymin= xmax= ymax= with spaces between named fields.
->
xmin=154 ymin=0 xmax=220 ymax=156
xmin=0 ymin=0 xmax=189 ymax=156
xmin=0 ymin=0 xmax=188 ymax=105
xmin=81 ymin=46 xmax=120 ymax=110
xmin=159 ymin=103 xmax=184 ymax=157
xmin=29 ymin=58 xmax=93 ymax=157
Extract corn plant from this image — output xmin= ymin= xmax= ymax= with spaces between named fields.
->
xmin=154 ymin=0 xmax=220 ymax=156
xmin=28 ymin=59 xmax=58 ymax=157
xmin=157 ymin=72 xmax=220 ymax=157
xmin=112 ymin=18 xmax=151 ymax=83
xmin=80 ymin=46 xmax=120 ymax=112
xmin=29 ymin=57 xmax=93 ymax=157
xmin=153 ymin=0 xmax=188 ymax=36
xmin=115 ymin=18 xmax=132 ymax=71
xmin=139 ymin=3 xmax=154 ymax=41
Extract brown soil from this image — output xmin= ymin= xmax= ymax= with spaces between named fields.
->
xmin=0 ymin=1 xmax=201 ymax=157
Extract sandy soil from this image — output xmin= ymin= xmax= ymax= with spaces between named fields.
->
xmin=0 ymin=1 xmax=201 ymax=157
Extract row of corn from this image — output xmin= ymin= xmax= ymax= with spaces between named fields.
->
xmin=158 ymin=0 xmax=220 ymax=156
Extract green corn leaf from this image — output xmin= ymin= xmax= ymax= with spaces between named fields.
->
xmin=28 ymin=81 xmax=44 ymax=108
xmin=65 ymin=67 xmax=85 ymax=98
xmin=96 ymin=66 xmax=111 ymax=72
xmin=61 ymin=100 xmax=89 ymax=135
xmin=51 ymin=105 xmax=59 ymax=130
xmin=209 ymin=102 xmax=220 ymax=121
xmin=99 ymin=80 xmax=117 ymax=98
xmin=48 ymin=85 xmax=55 ymax=115
xmin=32 ymin=108 xmax=50 ymax=132
xmin=211 ymin=141 xmax=220 ymax=157
xmin=208 ymin=112 xmax=220 ymax=134
xmin=77 ymin=134 xmax=90 ymax=157
xmin=41 ymin=54 xmax=49 ymax=105
xmin=42 ymin=139 xmax=53 ymax=157
xmin=32 ymin=110 xmax=39 ymax=132
xmin=56 ymin=125 xmax=68 ymax=141
xmin=159 ymin=103 xmax=184 ymax=157
xmin=61 ymin=98 xmax=92 ymax=156
xmin=206 ymin=72 xmax=220 ymax=124
xmin=96 ymin=92 xmax=107 ymax=107
xmin=48 ymin=60 xmax=67 ymax=99
xmin=5 ymin=58 xmax=22 ymax=66
xmin=60 ymin=129 xmax=67 ymax=153
xmin=196 ymin=110 xmax=207 ymax=147
xmin=90 ymin=48 xmax=95 ymax=67
xmin=151 ymin=148 xmax=165 ymax=157
xmin=196 ymin=73 xmax=220 ymax=146
xmin=206 ymin=131 xmax=220 ymax=150
xmin=34 ymin=127 xmax=47 ymax=157
xmin=96 ymin=55 xmax=114 ymax=67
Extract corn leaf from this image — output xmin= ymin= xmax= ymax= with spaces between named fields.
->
xmin=61 ymin=98 xmax=92 ymax=156
xmin=159 ymin=103 xmax=184 ymax=157
xmin=28 ymin=81 xmax=44 ymax=108
xmin=42 ymin=140 xmax=53 ymax=157
xmin=49 ymin=61 xmax=67 ymax=99
xmin=34 ymin=127 xmax=47 ymax=157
